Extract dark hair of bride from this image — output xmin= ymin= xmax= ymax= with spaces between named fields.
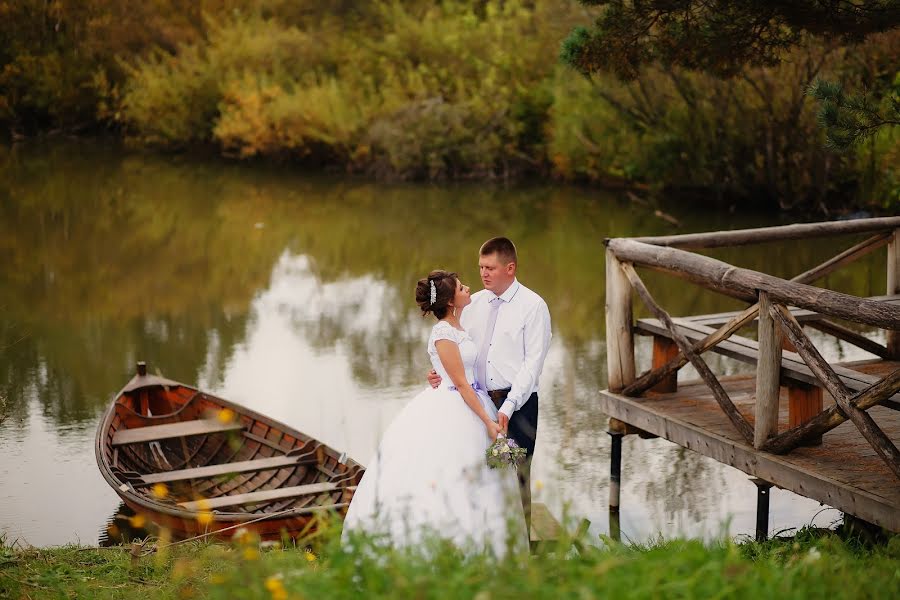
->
xmin=415 ymin=270 xmax=458 ymax=319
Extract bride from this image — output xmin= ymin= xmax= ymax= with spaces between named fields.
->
xmin=342 ymin=270 xmax=527 ymax=557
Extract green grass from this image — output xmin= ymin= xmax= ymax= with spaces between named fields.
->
xmin=2 ymin=524 xmax=898 ymax=600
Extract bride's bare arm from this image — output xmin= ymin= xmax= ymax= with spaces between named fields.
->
xmin=434 ymin=340 xmax=501 ymax=440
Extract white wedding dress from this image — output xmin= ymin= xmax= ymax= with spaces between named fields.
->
xmin=342 ymin=320 xmax=527 ymax=557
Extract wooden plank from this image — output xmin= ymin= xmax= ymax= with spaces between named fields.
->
xmin=178 ymin=482 xmax=338 ymax=511
xmin=530 ymin=502 xmax=561 ymax=542
xmin=625 ymin=304 xmax=761 ymax=396
xmin=685 ymin=294 xmax=900 ymax=328
xmin=596 ymin=388 xmax=900 ymax=532
xmin=139 ymin=454 xmax=316 ymax=485
xmin=635 ymin=317 xmax=900 ymax=402
xmin=755 ymin=292 xmax=782 ymax=448
xmin=606 ymin=249 xmax=635 ymax=392
xmin=112 ymin=419 xmax=243 ymax=446
xmin=607 ymin=238 xmax=900 ymax=329
xmin=623 ymin=216 xmax=900 ymax=249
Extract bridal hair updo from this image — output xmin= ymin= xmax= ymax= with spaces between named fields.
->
xmin=415 ymin=270 xmax=458 ymax=319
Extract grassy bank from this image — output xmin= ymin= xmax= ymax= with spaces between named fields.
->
xmin=2 ymin=526 xmax=898 ymax=600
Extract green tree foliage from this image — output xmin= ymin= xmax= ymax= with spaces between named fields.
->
xmin=118 ymin=2 xmax=573 ymax=179
xmin=808 ymin=77 xmax=900 ymax=148
xmin=561 ymin=1 xmax=900 ymax=79
xmin=0 ymin=0 xmax=897 ymax=210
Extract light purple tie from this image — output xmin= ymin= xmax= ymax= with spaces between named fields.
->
xmin=475 ymin=297 xmax=501 ymax=390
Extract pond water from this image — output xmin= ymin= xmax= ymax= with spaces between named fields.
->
xmin=0 ymin=140 xmax=889 ymax=547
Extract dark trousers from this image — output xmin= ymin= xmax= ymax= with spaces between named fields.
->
xmin=498 ymin=391 xmax=538 ymax=529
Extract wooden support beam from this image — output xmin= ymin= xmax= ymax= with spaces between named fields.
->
xmin=621 ymin=233 xmax=891 ymax=397
xmin=888 ymin=229 xmax=900 ymax=358
xmin=770 ymin=305 xmax=900 ymax=479
xmin=606 ymin=238 xmax=900 ymax=330
xmin=619 ymin=263 xmax=755 ymax=443
xmin=755 ymin=291 xmax=782 ymax=448
xmin=650 ymin=336 xmax=679 ymax=393
xmin=805 ymin=319 xmax=891 ymax=359
xmin=787 ymin=383 xmax=823 ymax=446
xmin=625 ymin=216 xmax=900 ymax=249
xmin=606 ymin=249 xmax=635 ymax=392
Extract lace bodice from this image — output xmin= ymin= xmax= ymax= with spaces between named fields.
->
xmin=427 ymin=321 xmax=477 ymax=388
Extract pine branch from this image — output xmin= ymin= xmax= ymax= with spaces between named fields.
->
xmin=806 ymin=78 xmax=900 ymax=150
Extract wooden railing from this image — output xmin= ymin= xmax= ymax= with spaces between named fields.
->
xmin=604 ymin=217 xmax=900 ymax=480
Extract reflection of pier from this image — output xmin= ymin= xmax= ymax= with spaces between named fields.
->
xmin=601 ymin=217 xmax=900 ymax=538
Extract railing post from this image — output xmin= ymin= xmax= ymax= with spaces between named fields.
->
xmin=887 ymin=228 xmax=900 ymax=358
xmin=605 ymin=248 xmax=635 ymax=392
xmin=755 ymin=291 xmax=782 ymax=448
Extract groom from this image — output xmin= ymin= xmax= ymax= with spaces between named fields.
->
xmin=429 ymin=236 xmax=552 ymax=527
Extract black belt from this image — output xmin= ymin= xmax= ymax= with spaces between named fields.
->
xmin=487 ymin=388 xmax=511 ymax=410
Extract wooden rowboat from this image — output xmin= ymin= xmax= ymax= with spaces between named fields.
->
xmin=95 ymin=362 xmax=363 ymax=540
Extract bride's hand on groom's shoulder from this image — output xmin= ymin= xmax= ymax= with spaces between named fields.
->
xmin=427 ymin=369 xmax=441 ymax=388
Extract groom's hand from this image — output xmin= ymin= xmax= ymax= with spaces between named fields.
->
xmin=427 ymin=369 xmax=441 ymax=388
xmin=498 ymin=412 xmax=509 ymax=435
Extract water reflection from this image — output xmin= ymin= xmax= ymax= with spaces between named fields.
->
xmin=0 ymin=139 xmax=889 ymax=546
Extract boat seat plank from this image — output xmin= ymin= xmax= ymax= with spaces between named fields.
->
xmin=111 ymin=419 xmax=243 ymax=446
xmin=635 ymin=318 xmax=900 ymax=403
xmin=178 ymin=482 xmax=339 ymax=511
xmin=139 ymin=454 xmax=317 ymax=485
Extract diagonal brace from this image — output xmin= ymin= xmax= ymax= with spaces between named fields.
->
xmin=620 ymin=262 xmax=755 ymax=443
xmin=770 ymin=304 xmax=900 ymax=480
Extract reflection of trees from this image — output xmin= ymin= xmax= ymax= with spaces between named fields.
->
xmin=0 ymin=139 xmax=890 ymax=430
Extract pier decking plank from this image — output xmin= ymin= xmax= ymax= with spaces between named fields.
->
xmin=598 ymin=361 xmax=900 ymax=532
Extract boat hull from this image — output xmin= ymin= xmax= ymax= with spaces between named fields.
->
xmin=95 ymin=369 xmax=363 ymax=541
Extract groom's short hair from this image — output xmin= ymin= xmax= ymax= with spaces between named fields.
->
xmin=480 ymin=237 xmax=517 ymax=265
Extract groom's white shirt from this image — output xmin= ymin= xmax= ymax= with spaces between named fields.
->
xmin=460 ymin=278 xmax=552 ymax=419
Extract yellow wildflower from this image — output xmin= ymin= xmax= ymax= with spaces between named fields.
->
xmin=304 ymin=550 xmax=317 ymax=563
xmin=152 ymin=483 xmax=169 ymax=499
xmin=243 ymin=546 xmax=259 ymax=561
xmin=128 ymin=513 xmax=146 ymax=528
xmin=534 ymin=479 xmax=544 ymax=492
xmin=197 ymin=511 xmax=214 ymax=527
xmin=264 ymin=575 xmax=284 ymax=591
xmin=217 ymin=408 xmax=235 ymax=424
xmin=209 ymin=573 xmax=226 ymax=585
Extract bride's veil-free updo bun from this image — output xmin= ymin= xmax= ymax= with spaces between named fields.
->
xmin=415 ymin=270 xmax=458 ymax=319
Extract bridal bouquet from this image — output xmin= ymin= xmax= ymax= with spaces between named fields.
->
xmin=485 ymin=434 xmax=527 ymax=470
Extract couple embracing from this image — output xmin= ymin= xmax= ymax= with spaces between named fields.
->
xmin=342 ymin=237 xmax=552 ymax=557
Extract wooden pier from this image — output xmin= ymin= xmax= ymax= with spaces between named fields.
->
xmin=601 ymin=217 xmax=900 ymax=535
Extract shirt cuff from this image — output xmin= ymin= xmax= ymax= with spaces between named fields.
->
xmin=499 ymin=400 xmax=515 ymax=419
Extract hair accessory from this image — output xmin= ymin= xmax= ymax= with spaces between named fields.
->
xmin=429 ymin=279 xmax=437 ymax=306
